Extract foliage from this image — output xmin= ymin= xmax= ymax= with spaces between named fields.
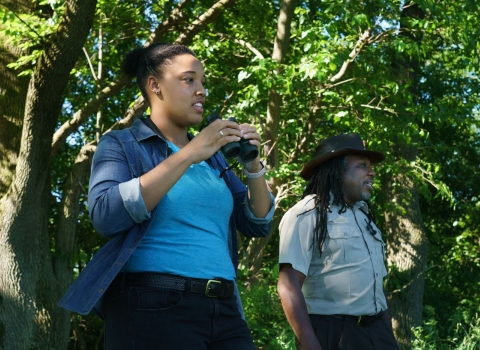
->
xmin=412 ymin=307 xmax=480 ymax=350
xmin=1 ymin=0 xmax=480 ymax=348
xmin=238 ymin=259 xmax=295 ymax=350
xmin=0 ymin=0 xmax=65 ymax=75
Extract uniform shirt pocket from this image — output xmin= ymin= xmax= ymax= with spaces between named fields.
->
xmin=326 ymin=220 xmax=369 ymax=264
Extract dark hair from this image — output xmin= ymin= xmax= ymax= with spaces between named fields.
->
xmin=121 ymin=43 xmax=196 ymax=103
xmin=299 ymin=155 xmax=348 ymax=255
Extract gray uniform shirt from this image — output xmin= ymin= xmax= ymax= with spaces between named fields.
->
xmin=279 ymin=194 xmax=388 ymax=316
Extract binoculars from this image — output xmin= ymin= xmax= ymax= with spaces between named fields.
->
xmin=206 ymin=113 xmax=258 ymax=163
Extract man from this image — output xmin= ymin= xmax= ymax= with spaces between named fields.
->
xmin=277 ymin=133 xmax=400 ymax=350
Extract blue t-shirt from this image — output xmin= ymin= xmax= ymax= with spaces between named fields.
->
xmin=125 ymin=142 xmax=235 ymax=280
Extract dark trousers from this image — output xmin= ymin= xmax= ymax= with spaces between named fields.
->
xmin=104 ymin=281 xmax=255 ymax=350
xmin=296 ymin=314 xmax=401 ymax=350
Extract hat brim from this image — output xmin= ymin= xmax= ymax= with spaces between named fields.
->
xmin=300 ymin=148 xmax=385 ymax=180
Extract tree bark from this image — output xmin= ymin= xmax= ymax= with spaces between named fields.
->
xmin=0 ymin=9 xmax=30 ymax=195
xmin=264 ymin=0 xmax=296 ymax=173
xmin=53 ymin=145 xmax=96 ymax=349
xmin=382 ymin=4 xmax=428 ymax=348
xmin=383 ymin=147 xmax=427 ymax=348
xmin=243 ymin=0 xmax=296 ymax=280
xmin=0 ymin=0 xmax=97 ymax=348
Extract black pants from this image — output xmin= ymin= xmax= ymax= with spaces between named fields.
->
xmin=104 ymin=278 xmax=255 ymax=350
xmin=296 ymin=314 xmax=401 ymax=350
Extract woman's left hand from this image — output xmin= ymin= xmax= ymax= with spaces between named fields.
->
xmin=237 ymin=123 xmax=263 ymax=172
xmin=237 ymin=123 xmax=271 ymax=218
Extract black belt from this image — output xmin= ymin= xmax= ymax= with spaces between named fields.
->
xmin=111 ymin=272 xmax=235 ymax=298
xmin=330 ymin=311 xmax=384 ymax=326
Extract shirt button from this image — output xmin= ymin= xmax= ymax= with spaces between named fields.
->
xmin=344 ymin=233 xmax=348 ymax=236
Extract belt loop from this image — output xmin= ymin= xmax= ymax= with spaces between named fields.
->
xmin=185 ymin=277 xmax=191 ymax=298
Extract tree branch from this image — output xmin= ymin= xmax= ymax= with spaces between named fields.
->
xmin=174 ymin=0 xmax=237 ymax=45
xmin=330 ymin=28 xmax=371 ymax=83
xmin=82 ymin=47 xmax=98 ymax=81
xmin=105 ymin=96 xmax=147 ymax=133
xmin=360 ymin=103 xmax=398 ymax=115
xmin=325 ymin=77 xmax=356 ymax=89
xmin=212 ymin=31 xmax=265 ymax=59
xmin=50 ymin=76 xmax=129 ymax=159
xmin=146 ymin=0 xmax=190 ymax=43
xmin=275 ymin=180 xmax=296 ymax=204
xmin=387 ymin=265 xmax=438 ymax=296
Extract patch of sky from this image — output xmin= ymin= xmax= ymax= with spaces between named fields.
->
xmin=144 ymin=0 xmax=176 ymax=32
xmin=65 ymin=127 xmax=85 ymax=147
xmin=62 ymin=99 xmax=73 ymax=115
xmin=61 ymin=99 xmax=86 ymax=146
xmin=378 ymin=18 xmax=399 ymax=33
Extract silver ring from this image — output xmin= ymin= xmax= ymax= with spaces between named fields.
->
xmin=219 ymin=130 xmax=224 ymax=138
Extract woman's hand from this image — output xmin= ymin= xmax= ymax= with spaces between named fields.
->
xmin=183 ymin=118 xmax=242 ymax=164
xmin=236 ymin=123 xmax=263 ymax=172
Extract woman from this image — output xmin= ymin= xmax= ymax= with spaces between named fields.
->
xmin=59 ymin=43 xmax=275 ymax=349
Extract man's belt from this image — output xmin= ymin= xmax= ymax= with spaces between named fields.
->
xmin=330 ymin=311 xmax=384 ymax=326
xmin=112 ymin=272 xmax=235 ymax=298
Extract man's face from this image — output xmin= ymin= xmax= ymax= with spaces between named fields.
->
xmin=342 ymin=154 xmax=375 ymax=206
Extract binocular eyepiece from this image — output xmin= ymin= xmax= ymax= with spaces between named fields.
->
xmin=206 ymin=113 xmax=259 ymax=163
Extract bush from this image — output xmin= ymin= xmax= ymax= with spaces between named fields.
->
xmin=238 ymin=262 xmax=296 ymax=350
xmin=412 ymin=306 xmax=480 ymax=350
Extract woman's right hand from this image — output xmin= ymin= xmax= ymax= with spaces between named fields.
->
xmin=183 ymin=118 xmax=241 ymax=164
xmin=140 ymin=118 xmax=242 ymax=211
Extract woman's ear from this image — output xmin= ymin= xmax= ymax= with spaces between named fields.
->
xmin=147 ymin=76 xmax=163 ymax=100
xmin=147 ymin=76 xmax=161 ymax=96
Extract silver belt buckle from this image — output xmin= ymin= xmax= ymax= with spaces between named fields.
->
xmin=205 ymin=279 xmax=221 ymax=297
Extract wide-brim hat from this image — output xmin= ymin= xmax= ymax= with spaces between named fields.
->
xmin=300 ymin=133 xmax=384 ymax=180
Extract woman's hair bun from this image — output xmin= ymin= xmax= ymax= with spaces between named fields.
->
xmin=121 ymin=48 xmax=144 ymax=78
xmin=120 ymin=43 xmax=196 ymax=102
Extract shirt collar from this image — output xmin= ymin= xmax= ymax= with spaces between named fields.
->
xmin=131 ymin=117 xmax=196 ymax=144
xmin=327 ymin=191 xmax=368 ymax=211
xmin=130 ymin=117 xmax=159 ymax=142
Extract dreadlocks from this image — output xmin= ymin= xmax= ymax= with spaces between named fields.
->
xmin=298 ymin=155 xmax=348 ymax=255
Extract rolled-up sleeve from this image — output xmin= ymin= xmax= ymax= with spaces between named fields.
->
xmin=88 ymin=133 xmax=150 ymax=237
xmin=118 ymin=177 xmax=150 ymax=223
xmin=242 ymin=192 xmax=275 ymax=224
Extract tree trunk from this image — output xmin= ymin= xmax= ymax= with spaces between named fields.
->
xmin=242 ymin=0 xmax=296 ymax=280
xmin=0 ymin=16 xmax=30 ymax=195
xmin=53 ymin=145 xmax=96 ymax=349
xmin=264 ymin=0 xmax=296 ymax=174
xmin=0 ymin=0 xmax=97 ymax=348
xmin=383 ymin=149 xmax=428 ymax=348
xmin=382 ymin=4 xmax=428 ymax=348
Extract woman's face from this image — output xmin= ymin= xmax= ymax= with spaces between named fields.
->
xmin=154 ymin=54 xmax=206 ymax=128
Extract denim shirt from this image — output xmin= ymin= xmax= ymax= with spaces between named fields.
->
xmin=58 ymin=118 xmax=275 ymax=317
